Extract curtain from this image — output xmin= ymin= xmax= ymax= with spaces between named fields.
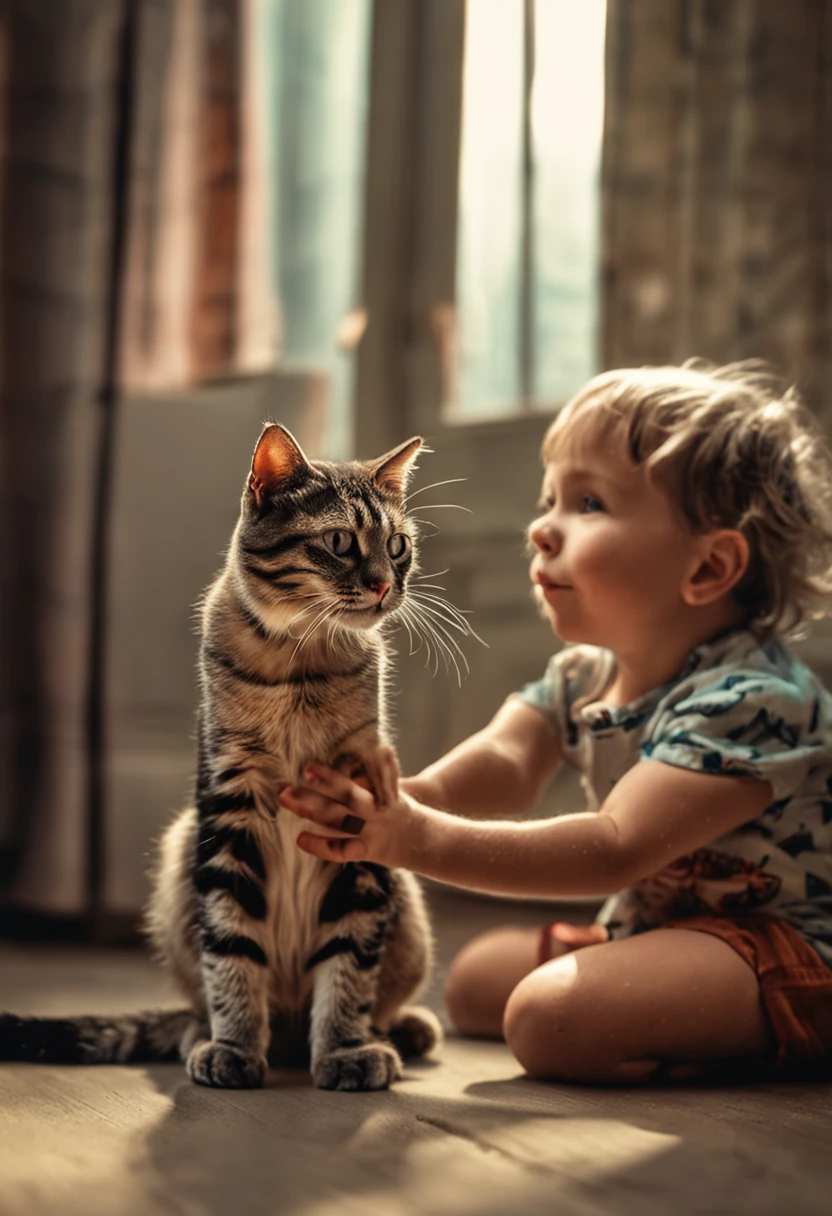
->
xmin=121 ymin=0 xmax=279 ymax=389
xmin=0 ymin=0 xmax=256 ymax=925
xmin=0 ymin=0 xmax=332 ymax=928
xmin=0 ymin=0 xmax=126 ymax=917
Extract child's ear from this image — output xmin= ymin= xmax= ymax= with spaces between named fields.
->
xmin=682 ymin=530 xmax=750 ymax=607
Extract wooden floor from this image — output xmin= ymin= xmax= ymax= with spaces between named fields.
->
xmin=1 ymin=887 xmax=830 ymax=1216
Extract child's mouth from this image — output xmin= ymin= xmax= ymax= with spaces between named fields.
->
xmin=535 ymin=576 xmax=572 ymax=599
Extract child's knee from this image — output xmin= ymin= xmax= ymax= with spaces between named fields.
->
xmin=443 ymin=964 xmax=478 ymax=1035
xmin=444 ymin=926 xmax=540 ymax=1037
xmin=443 ymin=931 xmax=497 ymax=1033
xmin=503 ymin=959 xmax=592 ymax=1079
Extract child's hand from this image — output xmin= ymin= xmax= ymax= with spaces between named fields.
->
xmin=278 ymin=746 xmax=415 ymax=867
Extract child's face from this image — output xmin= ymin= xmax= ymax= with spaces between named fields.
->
xmin=528 ymin=440 xmax=702 ymax=652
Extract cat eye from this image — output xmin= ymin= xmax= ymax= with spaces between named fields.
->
xmin=387 ymin=533 xmax=411 ymax=561
xmin=322 ymin=529 xmax=357 ymax=557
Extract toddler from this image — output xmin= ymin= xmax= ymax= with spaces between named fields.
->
xmin=279 ymin=360 xmax=832 ymax=1084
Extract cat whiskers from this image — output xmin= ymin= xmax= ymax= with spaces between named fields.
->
xmin=325 ymin=605 xmax=354 ymax=655
xmin=411 ymin=600 xmax=471 ymax=685
xmin=405 ymin=480 xmax=471 ymax=541
xmin=285 ymin=596 xmax=341 ymax=673
xmin=284 ymin=594 xmax=334 ymax=639
xmin=408 ymin=502 xmax=473 ymax=514
xmin=396 ymin=589 xmax=487 ymax=686
xmin=396 ymin=601 xmax=441 ymax=676
xmin=400 ymin=600 xmax=463 ymax=683
xmin=411 ymin=591 xmax=487 ymax=646
xmin=403 ymin=477 xmax=468 ymax=504
xmin=408 ymin=503 xmax=473 ymax=536
xmin=408 ymin=497 xmax=473 ymax=541
xmin=282 ymin=593 xmax=335 ymax=651
xmin=409 ymin=574 xmax=453 ymax=592
xmin=237 ymin=589 xmax=325 ymax=635
xmin=412 ymin=568 xmax=450 ymax=582
xmin=394 ymin=601 xmax=422 ymax=660
xmin=410 ymin=577 xmax=488 ymax=650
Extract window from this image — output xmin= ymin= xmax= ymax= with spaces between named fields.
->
xmin=455 ymin=0 xmax=607 ymax=419
xmin=121 ymin=0 xmax=372 ymax=457
xmin=263 ymin=0 xmax=373 ymax=457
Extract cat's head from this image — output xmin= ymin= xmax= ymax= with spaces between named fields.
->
xmin=233 ymin=423 xmax=422 ymax=637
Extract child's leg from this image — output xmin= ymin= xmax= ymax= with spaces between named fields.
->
xmin=444 ymin=922 xmax=607 ymax=1038
xmin=503 ymin=927 xmax=775 ymax=1084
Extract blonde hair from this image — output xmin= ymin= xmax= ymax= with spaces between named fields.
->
xmin=542 ymin=360 xmax=832 ymax=641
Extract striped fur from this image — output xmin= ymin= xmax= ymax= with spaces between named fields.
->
xmin=1 ymin=426 xmax=446 ymax=1091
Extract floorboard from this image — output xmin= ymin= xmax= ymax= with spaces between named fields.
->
xmin=1 ymin=887 xmax=829 ymax=1216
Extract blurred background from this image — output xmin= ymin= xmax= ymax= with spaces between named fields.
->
xmin=0 ymin=0 xmax=829 ymax=939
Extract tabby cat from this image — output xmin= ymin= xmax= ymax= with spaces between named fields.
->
xmin=0 ymin=423 xmax=473 ymax=1091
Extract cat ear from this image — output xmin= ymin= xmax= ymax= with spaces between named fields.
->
xmin=249 ymin=424 xmax=312 ymax=510
xmin=370 ymin=436 xmax=424 ymax=498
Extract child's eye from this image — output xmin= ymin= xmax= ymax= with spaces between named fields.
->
xmin=580 ymin=493 xmax=605 ymax=514
xmin=535 ymin=496 xmax=555 ymax=513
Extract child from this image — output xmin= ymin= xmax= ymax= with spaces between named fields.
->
xmin=279 ymin=360 xmax=832 ymax=1084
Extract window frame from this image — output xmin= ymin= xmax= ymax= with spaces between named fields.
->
xmin=355 ymin=0 xmax=605 ymax=453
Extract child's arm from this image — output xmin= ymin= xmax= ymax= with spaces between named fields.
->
xmin=398 ymin=699 xmax=563 ymax=817
xmin=279 ymin=756 xmax=772 ymax=899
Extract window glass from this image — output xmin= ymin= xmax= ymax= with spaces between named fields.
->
xmin=532 ymin=0 xmax=606 ymax=408
xmin=456 ymin=0 xmax=525 ymax=418
xmin=455 ymin=0 xmax=606 ymax=419
xmin=266 ymin=0 xmax=373 ymax=455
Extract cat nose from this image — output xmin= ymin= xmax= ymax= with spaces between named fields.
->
xmin=367 ymin=580 xmax=391 ymax=604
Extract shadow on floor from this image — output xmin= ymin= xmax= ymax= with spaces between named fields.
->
xmin=108 ymin=1056 xmax=832 ymax=1216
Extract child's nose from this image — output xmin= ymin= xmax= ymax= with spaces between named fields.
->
xmin=529 ymin=517 xmax=562 ymax=556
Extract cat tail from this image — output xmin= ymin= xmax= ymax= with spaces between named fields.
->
xmin=0 ymin=1008 xmax=204 ymax=1065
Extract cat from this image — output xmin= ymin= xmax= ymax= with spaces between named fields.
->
xmin=0 ymin=423 xmax=476 ymax=1091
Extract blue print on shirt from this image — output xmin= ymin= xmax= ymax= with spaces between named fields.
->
xmin=726 ymin=708 xmax=800 ymax=750
xmin=511 ymin=631 xmax=832 ymax=968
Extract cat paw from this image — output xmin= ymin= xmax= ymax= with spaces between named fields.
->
xmin=186 ymin=1039 xmax=267 ymax=1089
xmin=177 ymin=1018 xmax=210 ymax=1062
xmin=386 ymin=1005 xmax=443 ymax=1059
xmin=332 ymin=751 xmax=366 ymax=782
xmin=313 ymin=1041 xmax=402 ymax=1091
xmin=356 ymin=745 xmax=400 ymax=806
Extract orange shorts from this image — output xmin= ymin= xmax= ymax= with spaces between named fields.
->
xmin=538 ymin=914 xmax=832 ymax=1074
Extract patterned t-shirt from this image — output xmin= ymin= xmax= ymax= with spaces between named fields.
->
xmin=512 ymin=628 xmax=832 ymax=968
